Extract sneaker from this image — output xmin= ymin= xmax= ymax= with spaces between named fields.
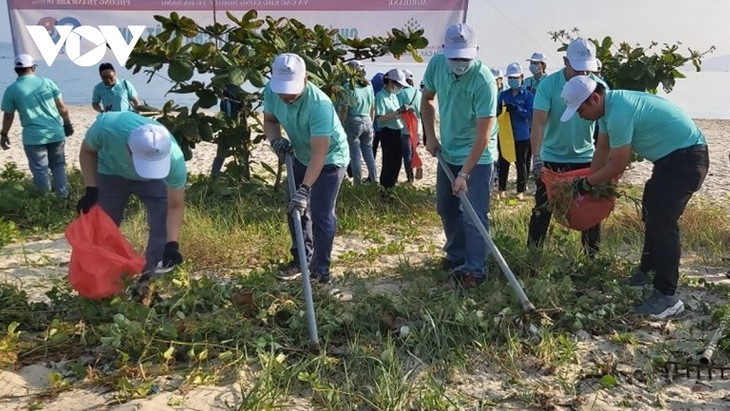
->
xmin=276 ymin=262 xmax=302 ymax=281
xmin=634 ymin=288 xmax=685 ymax=319
xmin=309 ymin=272 xmax=330 ymax=284
xmin=439 ymin=257 xmax=464 ymax=272
xmin=625 ymin=268 xmax=652 ymax=288
xmin=461 ymin=273 xmax=486 ymax=289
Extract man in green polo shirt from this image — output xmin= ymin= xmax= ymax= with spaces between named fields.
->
xmin=264 ymin=53 xmax=350 ymax=284
xmin=528 ymin=38 xmax=602 ymax=256
xmin=560 ymin=75 xmax=708 ymax=319
xmin=77 ymin=112 xmax=187 ymax=289
xmin=1 ymin=54 xmax=74 ymax=196
xmin=422 ymin=22 xmax=499 ymax=289
xmin=91 ymin=62 xmax=141 ymax=113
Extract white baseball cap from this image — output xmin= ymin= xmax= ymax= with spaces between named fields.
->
xmin=560 ymin=75 xmax=597 ymax=122
xmin=443 ymin=23 xmax=478 ymax=59
xmin=566 ymin=38 xmax=598 ymax=72
xmin=490 ymin=67 xmax=503 ymax=79
xmin=527 ymin=52 xmax=547 ymax=63
xmin=14 ymin=54 xmax=37 ymax=68
xmin=505 ymin=62 xmax=523 ymax=78
xmin=128 ymin=124 xmax=173 ymax=179
xmin=384 ymin=68 xmax=409 ymax=87
xmin=403 ymin=69 xmax=414 ymax=80
xmin=596 ymin=58 xmax=603 ymax=71
xmin=270 ymin=53 xmax=306 ymax=94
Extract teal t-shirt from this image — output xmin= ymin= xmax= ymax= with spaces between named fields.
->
xmin=523 ymin=74 xmax=545 ymax=94
xmin=263 ymin=82 xmax=349 ymax=167
xmin=343 ymin=83 xmax=374 ymax=117
xmin=375 ymin=88 xmax=404 ymax=130
xmin=92 ymin=79 xmax=138 ymax=112
xmin=598 ymin=90 xmax=706 ymax=162
xmin=423 ymin=54 xmax=499 ymax=165
xmin=84 ymin=112 xmax=187 ymax=188
xmin=533 ymin=68 xmax=596 ymax=163
xmin=1 ymin=75 xmax=64 ymax=146
xmin=397 ymin=86 xmax=422 ymax=136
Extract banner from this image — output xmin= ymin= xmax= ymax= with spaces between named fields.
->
xmin=7 ymin=0 xmax=469 ymax=66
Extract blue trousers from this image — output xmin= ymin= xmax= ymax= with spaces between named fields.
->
xmin=287 ymin=158 xmax=346 ymax=275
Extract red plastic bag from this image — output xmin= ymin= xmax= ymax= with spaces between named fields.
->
xmin=541 ymin=168 xmax=616 ymax=231
xmin=402 ymin=111 xmax=422 ymax=168
xmin=64 ymin=205 xmax=145 ymax=299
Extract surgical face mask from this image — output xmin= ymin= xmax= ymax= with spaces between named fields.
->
xmin=507 ymin=78 xmax=521 ymax=89
xmin=389 ymin=85 xmax=402 ymax=94
xmin=447 ymin=59 xmax=474 ymax=76
xmin=529 ymin=63 xmax=541 ymax=75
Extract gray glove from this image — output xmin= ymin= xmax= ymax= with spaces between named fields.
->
xmin=271 ymin=137 xmax=292 ymax=156
xmin=531 ymin=154 xmax=543 ymax=177
xmin=288 ymin=184 xmax=310 ymax=213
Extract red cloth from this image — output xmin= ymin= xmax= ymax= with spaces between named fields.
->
xmin=64 ymin=205 xmax=145 ymax=299
xmin=541 ymin=168 xmax=616 ymax=231
xmin=402 ymin=111 xmax=422 ymax=168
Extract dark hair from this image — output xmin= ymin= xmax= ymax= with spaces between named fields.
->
xmin=14 ymin=67 xmax=33 ymax=75
xmin=594 ymin=82 xmax=606 ymax=95
xmin=98 ymin=62 xmax=115 ymax=73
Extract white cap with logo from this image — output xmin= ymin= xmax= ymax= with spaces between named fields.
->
xmin=443 ymin=23 xmax=478 ymax=59
xmin=347 ymin=60 xmax=365 ymax=71
xmin=128 ymin=124 xmax=173 ymax=179
xmin=270 ymin=53 xmax=307 ymax=94
xmin=505 ymin=62 xmax=523 ymax=78
xmin=566 ymin=38 xmax=598 ymax=72
xmin=490 ymin=67 xmax=503 ymax=79
xmin=527 ymin=52 xmax=547 ymax=63
xmin=560 ymin=75 xmax=597 ymax=122
xmin=14 ymin=54 xmax=37 ymax=68
xmin=384 ymin=68 xmax=409 ymax=87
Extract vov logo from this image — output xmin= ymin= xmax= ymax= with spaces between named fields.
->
xmin=26 ymin=25 xmax=146 ymax=67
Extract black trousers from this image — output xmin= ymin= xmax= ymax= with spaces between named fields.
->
xmin=378 ymin=127 xmax=403 ymax=189
xmin=527 ymin=161 xmax=601 ymax=255
xmin=498 ymin=139 xmax=532 ymax=193
xmin=640 ymin=144 xmax=709 ymax=295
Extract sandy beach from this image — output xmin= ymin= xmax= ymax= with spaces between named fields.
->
xmin=1 ymin=106 xmax=730 ymax=410
xmin=1 ymin=106 xmax=729 ymax=201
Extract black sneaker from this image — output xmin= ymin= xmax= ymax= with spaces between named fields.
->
xmin=310 ymin=272 xmax=330 ymax=284
xmin=276 ymin=262 xmax=301 ymax=281
xmin=440 ymin=257 xmax=464 ymax=272
xmin=625 ymin=268 xmax=652 ymax=288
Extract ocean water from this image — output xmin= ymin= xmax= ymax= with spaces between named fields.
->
xmin=1 ymin=46 xmax=729 ymax=119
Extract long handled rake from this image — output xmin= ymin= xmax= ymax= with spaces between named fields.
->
xmin=436 ymin=152 xmax=535 ymax=314
xmin=285 ymin=153 xmax=320 ymax=352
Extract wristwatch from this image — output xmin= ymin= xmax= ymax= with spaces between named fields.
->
xmin=457 ymin=171 xmax=470 ymax=180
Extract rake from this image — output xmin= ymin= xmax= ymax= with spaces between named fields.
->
xmin=436 ymin=153 xmax=535 ymax=314
xmin=285 ymin=153 xmax=320 ymax=352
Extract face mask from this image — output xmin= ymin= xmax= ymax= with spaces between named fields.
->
xmin=447 ymin=59 xmax=474 ymax=76
xmin=389 ymin=85 xmax=402 ymax=94
xmin=507 ymin=78 xmax=521 ymax=89
xmin=529 ymin=63 xmax=540 ymax=75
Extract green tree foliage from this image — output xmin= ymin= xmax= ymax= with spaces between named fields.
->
xmin=550 ymin=29 xmax=715 ymax=93
xmin=126 ymin=11 xmax=429 ymax=180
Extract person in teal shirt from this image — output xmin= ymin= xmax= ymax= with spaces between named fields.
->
xmin=528 ymin=38 xmax=602 ymax=256
xmin=91 ymin=62 xmax=141 ymax=113
xmin=339 ymin=60 xmax=378 ymax=184
xmin=561 ymin=75 xmax=709 ymax=319
xmin=375 ymin=68 xmax=410 ymax=193
xmin=524 ymin=52 xmax=548 ymax=94
xmin=1 ymin=54 xmax=74 ymax=196
xmin=264 ymin=53 xmax=349 ymax=284
xmin=422 ymin=22 xmax=499 ymax=289
xmin=398 ymin=69 xmax=423 ymax=182
xmin=77 ymin=111 xmax=187 ymax=298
